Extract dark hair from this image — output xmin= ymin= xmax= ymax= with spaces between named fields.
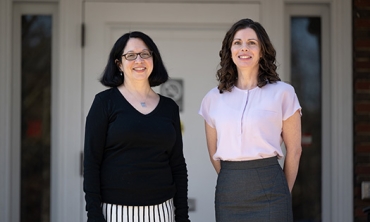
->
xmin=100 ymin=31 xmax=168 ymax=87
xmin=217 ymin=18 xmax=280 ymax=93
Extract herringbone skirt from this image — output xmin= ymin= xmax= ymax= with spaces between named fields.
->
xmin=215 ymin=157 xmax=293 ymax=222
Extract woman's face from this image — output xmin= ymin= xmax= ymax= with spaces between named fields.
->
xmin=230 ymin=28 xmax=261 ymax=73
xmin=118 ymin=38 xmax=154 ymax=83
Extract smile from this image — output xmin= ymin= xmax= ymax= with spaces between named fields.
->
xmin=133 ymin=67 xmax=146 ymax=71
xmin=238 ymin=55 xmax=251 ymax=59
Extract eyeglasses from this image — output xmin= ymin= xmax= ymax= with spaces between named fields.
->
xmin=122 ymin=51 xmax=153 ymax=61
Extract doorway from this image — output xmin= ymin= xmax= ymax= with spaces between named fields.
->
xmin=12 ymin=3 xmax=58 ymax=222
xmin=285 ymin=4 xmax=330 ymax=221
xmin=82 ymin=2 xmax=260 ymax=221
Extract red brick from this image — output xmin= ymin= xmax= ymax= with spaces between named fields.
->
xmin=354 ymin=0 xmax=370 ymax=219
xmin=356 ymin=206 xmax=367 ymax=217
xmin=356 ymin=124 xmax=370 ymax=132
xmin=355 ymin=40 xmax=370 ymax=48
xmin=355 ymin=165 xmax=370 ymax=174
xmin=354 ymin=0 xmax=370 ymax=8
xmin=354 ymin=208 xmax=361 ymax=217
xmin=355 ymin=19 xmax=370 ymax=27
xmin=356 ymin=81 xmax=370 ymax=90
xmin=355 ymin=207 xmax=369 ymax=218
xmin=355 ymin=61 xmax=370 ymax=69
xmin=354 ymin=197 xmax=370 ymax=205
xmin=356 ymin=103 xmax=370 ymax=112
xmin=355 ymin=186 xmax=362 ymax=196
xmin=356 ymin=144 xmax=370 ymax=152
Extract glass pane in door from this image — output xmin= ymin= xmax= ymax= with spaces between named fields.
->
xmin=290 ymin=17 xmax=322 ymax=221
xmin=21 ymin=15 xmax=52 ymax=222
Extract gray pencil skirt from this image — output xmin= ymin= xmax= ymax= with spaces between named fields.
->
xmin=215 ymin=157 xmax=293 ymax=222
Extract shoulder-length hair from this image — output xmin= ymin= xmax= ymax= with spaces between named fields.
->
xmin=217 ymin=18 xmax=280 ymax=93
xmin=100 ymin=31 xmax=168 ymax=87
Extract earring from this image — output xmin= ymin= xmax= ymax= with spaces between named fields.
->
xmin=120 ymin=71 xmax=123 ymax=76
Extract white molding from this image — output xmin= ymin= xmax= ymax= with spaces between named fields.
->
xmin=260 ymin=0 xmax=285 ymax=79
xmin=13 ymin=0 xmax=58 ymax=1
xmin=11 ymin=4 xmax=61 ymax=222
xmin=84 ymin=0 xmax=257 ymax=2
xmin=11 ymin=4 xmax=22 ymax=222
xmin=285 ymin=1 xmax=352 ymax=221
xmin=285 ymin=0 xmax=331 ymax=2
xmin=52 ymin=0 xmax=83 ymax=221
xmin=330 ymin=0 xmax=353 ymax=221
xmin=0 ymin=0 xmax=12 ymax=221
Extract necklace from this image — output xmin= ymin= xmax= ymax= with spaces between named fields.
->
xmin=124 ymin=86 xmax=150 ymax=108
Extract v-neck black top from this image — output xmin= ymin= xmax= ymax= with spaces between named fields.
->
xmin=83 ymin=87 xmax=189 ymax=221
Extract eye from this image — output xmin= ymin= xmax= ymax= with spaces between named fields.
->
xmin=141 ymin=51 xmax=152 ymax=58
xmin=248 ymin=41 xmax=258 ymax=46
xmin=125 ymin=53 xmax=136 ymax=59
xmin=233 ymin=41 xmax=241 ymax=45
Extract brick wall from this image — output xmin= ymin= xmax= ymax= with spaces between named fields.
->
xmin=353 ymin=0 xmax=370 ymax=221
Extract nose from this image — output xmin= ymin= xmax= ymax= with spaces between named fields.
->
xmin=240 ymin=43 xmax=248 ymax=51
xmin=134 ymin=55 xmax=143 ymax=63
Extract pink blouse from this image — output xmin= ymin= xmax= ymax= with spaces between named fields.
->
xmin=199 ymin=81 xmax=302 ymax=161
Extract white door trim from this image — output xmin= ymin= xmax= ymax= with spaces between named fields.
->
xmin=10 ymin=3 xmax=59 ymax=222
xmin=329 ymin=0 xmax=353 ymax=221
xmin=285 ymin=4 xmax=331 ymax=221
xmin=285 ymin=2 xmax=353 ymax=222
xmin=53 ymin=0 xmax=83 ymax=221
xmin=0 ymin=0 xmax=13 ymax=221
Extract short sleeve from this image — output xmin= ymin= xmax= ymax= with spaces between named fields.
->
xmin=282 ymin=85 xmax=302 ymax=121
xmin=198 ymin=89 xmax=216 ymax=128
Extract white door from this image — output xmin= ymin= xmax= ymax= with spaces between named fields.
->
xmin=83 ymin=2 xmax=260 ymax=221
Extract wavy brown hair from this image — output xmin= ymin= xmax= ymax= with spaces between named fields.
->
xmin=217 ymin=18 xmax=280 ymax=93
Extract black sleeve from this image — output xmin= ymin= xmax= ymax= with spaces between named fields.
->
xmin=169 ymin=104 xmax=191 ymax=222
xmin=83 ymin=95 xmax=108 ymax=222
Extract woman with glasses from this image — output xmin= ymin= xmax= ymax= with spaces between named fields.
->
xmin=83 ymin=31 xmax=190 ymax=222
xmin=199 ymin=18 xmax=302 ymax=221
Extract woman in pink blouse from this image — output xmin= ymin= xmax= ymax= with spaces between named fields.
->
xmin=199 ymin=18 xmax=302 ymax=222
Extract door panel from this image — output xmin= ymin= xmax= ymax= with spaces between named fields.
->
xmin=290 ymin=16 xmax=322 ymax=221
xmin=12 ymin=3 xmax=58 ymax=222
xmin=285 ymin=5 xmax=330 ymax=222
xmin=83 ymin=2 xmax=259 ymax=221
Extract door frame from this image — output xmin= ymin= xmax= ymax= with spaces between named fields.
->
xmin=10 ymin=3 xmax=59 ymax=222
xmin=0 ymin=1 xmax=83 ymax=222
xmin=82 ymin=2 xmax=260 ymax=221
xmin=53 ymin=0 xmax=83 ymax=221
xmin=285 ymin=4 xmax=330 ymax=220
xmin=285 ymin=3 xmax=353 ymax=222
xmin=0 ymin=0 xmax=12 ymax=221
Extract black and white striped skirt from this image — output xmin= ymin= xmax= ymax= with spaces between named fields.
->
xmin=102 ymin=198 xmax=174 ymax=222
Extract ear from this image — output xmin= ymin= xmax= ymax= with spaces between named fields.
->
xmin=115 ymin=59 xmax=122 ymax=70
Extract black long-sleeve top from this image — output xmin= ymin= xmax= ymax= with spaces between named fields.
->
xmin=83 ymin=87 xmax=189 ymax=222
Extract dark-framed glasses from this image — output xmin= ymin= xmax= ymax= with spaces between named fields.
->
xmin=122 ymin=51 xmax=153 ymax=61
